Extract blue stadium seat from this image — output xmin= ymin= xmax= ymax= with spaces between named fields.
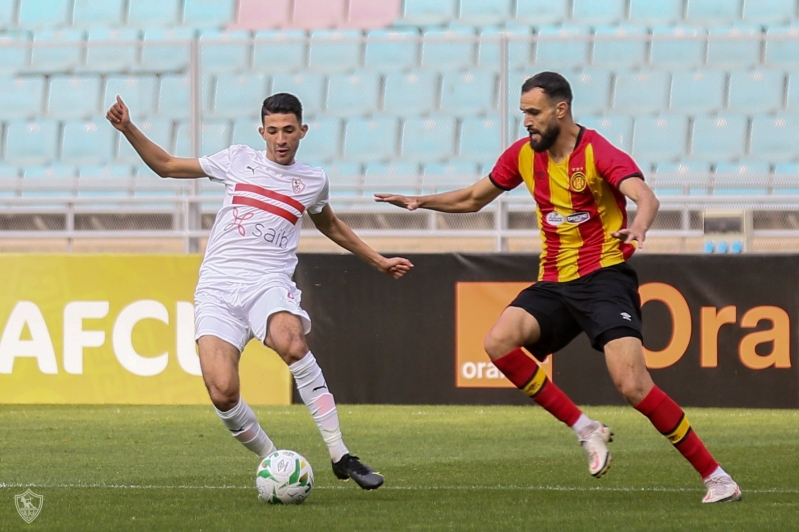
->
xmin=400 ymin=115 xmax=456 ymax=163
xmin=421 ymin=27 xmax=475 ymax=71
xmin=128 ymin=0 xmax=180 ymax=26
xmin=308 ymin=29 xmax=362 ymax=72
xmin=132 ymin=164 xmax=179 ymax=206
xmin=139 ymin=28 xmax=194 ymax=72
xmin=364 ymin=28 xmax=419 ymax=72
xmin=534 ymin=25 xmax=590 ymax=70
xmin=612 ymin=71 xmax=670 ymax=114
xmin=399 ymin=0 xmax=458 ymax=25
xmin=764 ymin=24 xmax=799 ymax=68
xmin=772 ymin=163 xmax=799 ymax=195
xmin=18 ymin=0 xmax=71 ymax=27
xmin=48 ymin=76 xmax=101 ymax=119
xmin=0 ymin=76 xmax=44 ymax=119
xmin=0 ymin=163 xmax=18 ymax=201
xmin=628 ymin=0 xmax=683 ymax=24
xmin=742 ymin=0 xmax=796 ymax=24
xmin=440 ymin=71 xmax=496 ymax=115
xmin=62 ymin=119 xmax=115 ymax=164
xmin=653 ymin=161 xmax=711 ymax=196
xmin=382 ymin=71 xmax=438 ymax=116
xmin=73 ymin=0 xmax=125 ymax=26
xmin=326 ymin=71 xmax=381 ymax=117
xmin=199 ymin=30 xmax=251 ymax=73
xmin=670 ymin=71 xmax=726 ymax=113
xmin=477 ymin=25 xmax=533 ymax=71
xmin=116 ymin=118 xmax=173 ymax=162
xmin=591 ymin=25 xmax=648 ymax=69
xmin=298 ymin=117 xmax=342 ymax=163
xmin=174 ymin=120 xmax=231 ymax=157
xmin=458 ymin=116 xmax=502 ymax=166
xmin=156 ymin=75 xmax=191 ymax=118
xmin=572 ymin=0 xmax=626 ymax=25
xmin=727 ymin=70 xmax=784 ymax=113
xmin=515 ymin=0 xmax=568 ymax=24
xmin=0 ymin=164 xmax=19 ymax=178
xmin=0 ymin=31 xmax=31 ymax=74
xmin=364 ymin=162 xmax=420 ymax=195
xmin=0 ymin=0 xmax=14 ymax=29
xmin=77 ymin=164 xmax=133 ymax=203
xmin=749 ymin=115 xmax=799 ymax=162
xmin=104 ymin=76 xmax=157 ymax=118
xmin=342 ymin=116 xmax=399 ymax=163
xmin=421 ymin=161 xmax=477 ymax=193
xmin=210 ymin=73 xmax=268 ymax=117
xmin=713 ymin=161 xmax=770 ymax=196
xmin=568 ymin=69 xmax=612 ymax=117
xmin=689 ymin=114 xmax=749 ymax=163
xmin=230 ymin=118 xmax=264 ymax=150
xmin=28 ymin=29 xmax=84 ymax=73
xmin=579 ymin=115 xmax=634 ymax=152
xmin=252 ymin=30 xmax=308 ymax=73
xmin=685 ymin=0 xmax=741 ymax=24
xmin=650 ymin=26 xmax=707 ymax=69
xmin=270 ymin=72 xmax=326 ymax=116
xmin=458 ymin=0 xmax=513 ymax=25
xmin=787 ymin=70 xmax=799 ymax=112
xmin=183 ymin=0 xmax=235 ymax=27
xmin=78 ymin=164 xmax=134 ymax=180
xmin=632 ymin=115 xmax=689 ymax=163
xmin=706 ymin=25 xmax=761 ymax=69
xmin=21 ymin=164 xmax=77 ymax=201
xmin=8 ymin=120 xmax=60 ymax=166
xmin=324 ymin=162 xmax=363 ymax=197
xmin=84 ymin=28 xmax=140 ymax=73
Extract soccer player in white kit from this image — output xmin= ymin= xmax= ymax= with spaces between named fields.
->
xmin=106 ymin=93 xmax=413 ymax=490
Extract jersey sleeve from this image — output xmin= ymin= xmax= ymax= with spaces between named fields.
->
xmin=307 ymin=171 xmax=330 ymax=215
xmin=592 ymin=135 xmax=644 ymax=188
xmin=489 ymin=139 xmax=526 ymax=190
xmin=198 ymin=146 xmax=233 ymax=184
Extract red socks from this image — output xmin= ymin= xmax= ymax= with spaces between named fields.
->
xmin=493 ymin=348 xmax=582 ymax=426
xmin=635 ymin=385 xmax=718 ymax=479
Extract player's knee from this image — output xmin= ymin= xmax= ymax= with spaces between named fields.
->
xmin=483 ymin=332 xmax=510 ymax=361
xmin=614 ymin=375 xmax=652 ymax=406
xmin=205 ymin=380 xmax=239 ymax=411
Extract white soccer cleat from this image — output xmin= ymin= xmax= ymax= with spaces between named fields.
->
xmin=702 ymin=475 xmax=742 ymax=504
xmin=579 ymin=422 xmax=613 ymax=478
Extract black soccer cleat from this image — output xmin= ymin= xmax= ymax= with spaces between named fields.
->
xmin=331 ymin=454 xmax=384 ymax=490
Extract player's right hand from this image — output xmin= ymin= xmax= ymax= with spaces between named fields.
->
xmin=106 ymin=95 xmax=131 ymax=132
xmin=373 ymin=193 xmax=419 ymax=211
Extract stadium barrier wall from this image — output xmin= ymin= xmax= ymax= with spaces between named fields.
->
xmin=0 ymin=255 xmax=291 ymax=405
xmin=295 ymin=253 xmax=799 ymax=408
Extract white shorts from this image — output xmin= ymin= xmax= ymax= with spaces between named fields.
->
xmin=194 ymin=278 xmax=311 ymax=352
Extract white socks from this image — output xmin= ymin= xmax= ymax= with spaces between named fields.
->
xmin=290 ymin=352 xmax=349 ymax=462
xmin=704 ymin=465 xmax=729 ymax=482
xmin=215 ymin=398 xmax=276 ymax=460
xmin=571 ymin=413 xmax=594 ymax=436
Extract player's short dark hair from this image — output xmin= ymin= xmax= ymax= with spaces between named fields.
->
xmin=521 ymin=72 xmax=573 ymax=107
xmin=261 ymin=93 xmax=303 ymax=123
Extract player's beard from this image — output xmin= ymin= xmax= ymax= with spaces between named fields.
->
xmin=528 ymin=121 xmax=560 ymax=153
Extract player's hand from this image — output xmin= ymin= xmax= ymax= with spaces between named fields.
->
xmin=374 ymin=193 xmax=420 ymax=211
xmin=106 ymin=95 xmax=131 ymax=132
xmin=378 ymin=257 xmax=414 ymax=279
xmin=611 ymin=227 xmax=646 ymax=248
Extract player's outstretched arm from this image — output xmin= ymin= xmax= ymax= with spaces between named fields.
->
xmin=309 ymin=204 xmax=414 ymax=279
xmin=106 ymin=95 xmax=205 ymax=179
xmin=611 ymin=177 xmax=660 ymax=249
xmin=374 ymin=176 xmax=504 ymax=213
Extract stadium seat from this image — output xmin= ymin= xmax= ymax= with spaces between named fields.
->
xmin=77 ymin=164 xmax=133 ymax=204
xmin=772 ymin=163 xmax=799 ymax=195
xmin=21 ymin=164 xmax=77 ymax=201
xmin=579 ymin=115 xmax=634 ymax=152
xmin=62 ymin=119 xmax=115 ymax=164
xmin=139 ymin=28 xmax=195 ymax=72
xmin=399 ymin=0 xmax=458 ymax=26
xmin=346 ymin=0 xmax=401 ymax=29
xmin=632 ymin=115 xmax=689 ymax=163
xmin=653 ymin=161 xmax=711 ymax=196
xmin=128 ymin=0 xmax=180 ymax=26
xmin=230 ymin=118 xmax=264 ymax=150
xmin=669 ymin=71 xmax=726 ymax=114
xmin=572 ymin=0 xmax=626 ymax=25
xmin=458 ymin=116 xmax=502 ymax=166
xmin=342 ymin=116 xmax=399 ymax=163
xmin=156 ymin=75 xmax=192 ymax=119
xmin=0 ymin=165 xmax=19 ymax=178
xmin=382 ymin=71 xmax=438 ymax=116
xmin=210 ymin=73 xmax=269 ymax=117
xmin=199 ymin=30 xmax=251 ymax=73
xmin=103 ymin=76 xmax=157 ymax=118
xmin=83 ymin=28 xmax=140 ymax=73
xmin=18 ymin=0 xmax=71 ymax=27
xmin=292 ymin=0 xmax=346 ymax=29
xmin=421 ymin=161 xmax=477 ymax=193
xmin=229 ymin=0 xmax=291 ymax=30
xmin=326 ymin=71 xmax=380 ymax=117
xmin=73 ymin=0 xmax=125 ymax=26
xmin=742 ymin=0 xmax=796 ymax=24
xmin=324 ymin=162 xmax=363 ymax=197
xmin=364 ymin=162 xmax=420 ymax=195
xmin=628 ymin=0 xmax=683 ymax=24
xmin=182 ymin=0 xmax=235 ymax=27
xmin=749 ymin=115 xmax=799 ymax=162
xmin=270 ymin=72 xmax=326 ymax=116
xmin=787 ymin=70 xmax=799 ymax=112
xmin=132 ymin=164 xmax=179 ymax=207
xmin=308 ymin=29 xmax=363 ymax=72
xmin=458 ymin=0 xmax=513 ymax=26
xmin=116 ymin=118 xmax=173 ymax=162
xmin=515 ymin=0 xmax=568 ymax=24
xmin=0 ymin=31 xmax=31 ymax=74
xmin=568 ymin=69 xmax=612 ymax=117
xmin=689 ymin=114 xmax=749 ymax=163
xmin=399 ymin=115 xmax=456 ymax=163
xmin=713 ymin=161 xmax=771 ymax=196
xmin=685 ymin=0 xmax=741 ymax=24
xmin=727 ymin=70 xmax=784 ymax=114
xmin=298 ymin=117 xmax=342 ymax=163
xmin=612 ymin=71 xmax=670 ymax=114
xmin=591 ymin=25 xmax=648 ymax=69
xmin=4 ymin=120 xmax=59 ymax=165
xmin=440 ymin=71 xmax=497 ymax=116
xmin=476 ymin=25 xmax=533 ymax=71
xmin=48 ymin=76 xmax=102 ymax=119
xmin=174 ymin=120 xmax=231 ymax=158
xmin=764 ymin=24 xmax=799 ymax=68
xmin=252 ymin=30 xmax=308 ymax=74
xmin=421 ymin=27 xmax=476 ymax=71
xmin=0 ymin=76 xmax=44 ymax=120
xmin=0 ymin=0 xmax=14 ymax=29
xmin=706 ymin=25 xmax=761 ymax=69
xmin=650 ymin=26 xmax=707 ymax=69
xmin=534 ymin=25 xmax=590 ymax=70
xmin=28 ymin=29 xmax=84 ymax=73
xmin=364 ymin=28 xmax=419 ymax=72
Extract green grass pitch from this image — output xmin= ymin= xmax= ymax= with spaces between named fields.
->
xmin=1 ymin=405 xmax=797 ymax=531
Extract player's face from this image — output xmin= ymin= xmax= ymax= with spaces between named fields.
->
xmin=521 ymin=88 xmax=561 ymax=153
xmin=259 ymin=113 xmax=308 ymax=166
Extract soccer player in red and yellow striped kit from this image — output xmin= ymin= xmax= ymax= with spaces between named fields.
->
xmin=376 ymin=71 xmax=741 ymax=504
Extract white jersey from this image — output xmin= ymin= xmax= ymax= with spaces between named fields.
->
xmin=197 ymin=144 xmax=329 ymax=287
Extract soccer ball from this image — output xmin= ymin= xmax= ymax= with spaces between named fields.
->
xmin=256 ymin=450 xmax=314 ymax=504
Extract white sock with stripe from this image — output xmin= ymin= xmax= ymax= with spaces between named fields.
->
xmin=215 ymin=398 xmax=276 ymax=460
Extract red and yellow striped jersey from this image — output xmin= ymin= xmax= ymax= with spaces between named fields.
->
xmin=490 ymin=127 xmax=643 ymax=282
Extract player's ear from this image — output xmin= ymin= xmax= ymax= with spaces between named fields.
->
xmin=258 ymin=125 xmax=265 ymax=139
xmin=299 ymin=124 xmax=309 ymax=139
xmin=556 ymin=101 xmax=569 ymax=119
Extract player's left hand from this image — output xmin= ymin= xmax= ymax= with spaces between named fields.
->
xmin=379 ymin=257 xmax=414 ymax=279
xmin=611 ymin=227 xmax=646 ymax=248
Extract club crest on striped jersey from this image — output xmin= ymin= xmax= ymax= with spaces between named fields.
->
xmin=292 ymin=178 xmax=306 ymax=194
xmin=570 ymin=171 xmax=587 ymax=192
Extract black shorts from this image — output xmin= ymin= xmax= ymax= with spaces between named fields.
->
xmin=509 ymin=262 xmax=643 ymax=359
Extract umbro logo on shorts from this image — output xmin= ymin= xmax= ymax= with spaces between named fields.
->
xmin=620 ymin=312 xmax=632 ymax=321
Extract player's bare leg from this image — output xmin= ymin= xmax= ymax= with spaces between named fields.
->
xmin=486 ymin=307 xmax=612 ymax=478
xmin=266 ymin=312 xmax=383 ymax=490
xmin=604 ymin=336 xmax=741 ymax=503
xmin=198 ymin=335 xmax=276 ymax=459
